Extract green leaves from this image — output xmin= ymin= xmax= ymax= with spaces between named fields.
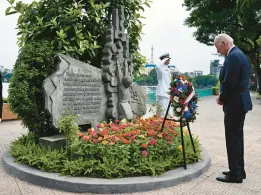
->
xmin=8 ymin=0 xmax=15 ymax=5
xmin=5 ymin=7 xmax=11 ymax=15
xmin=11 ymin=131 xmax=201 ymax=179
xmin=56 ymin=29 xmax=67 ymax=40
xmin=8 ymin=40 xmax=59 ymax=137
xmin=6 ymin=0 xmax=151 ymax=73
xmin=58 ymin=114 xmax=80 ymax=143
xmin=36 ymin=16 xmax=43 ymax=26
xmin=5 ymin=7 xmax=17 ymax=15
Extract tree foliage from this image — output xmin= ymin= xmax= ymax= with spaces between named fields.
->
xmin=8 ymin=40 xmax=59 ymax=137
xmin=0 ymin=66 xmax=12 ymax=82
xmin=6 ymin=0 xmax=151 ymax=72
xmin=183 ymin=0 xmax=261 ymax=93
xmin=6 ymin=0 xmax=152 ymax=136
xmin=134 ymin=69 xmax=158 ymax=85
xmin=191 ymin=75 xmax=218 ymax=88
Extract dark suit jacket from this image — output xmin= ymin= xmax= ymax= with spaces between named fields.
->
xmin=219 ymin=46 xmax=252 ymax=115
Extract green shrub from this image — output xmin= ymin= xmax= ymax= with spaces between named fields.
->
xmin=8 ymin=40 xmax=59 ymax=137
xmin=11 ymin=133 xmax=66 ymax=172
xmin=58 ymin=114 xmax=80 ymax=143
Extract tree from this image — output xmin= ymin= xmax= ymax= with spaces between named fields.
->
xmin=134 ymin=68 xmax=158 ymax=86
xmin=0 ymin=67 xmax=13 ymax=82
xmin=237 ymin=0 xmax=260 ymax=9
xmin=8 ymin=40 xmax=59 ymax=137
xmin=148 ymin=69 xmax=158 ymax=85
xmin=6 ymin=0 xmax=152 ymax=73
xmin=6 ymin=0 xmax=152 ymax=137
xmin=183 ymin=0 xmax=261 ymax=94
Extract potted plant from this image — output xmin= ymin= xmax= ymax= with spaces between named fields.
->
xmin=2 ymin=98 xmax=18 ymax=121
xmin=212 ymin=81 xmax=220 ymax=96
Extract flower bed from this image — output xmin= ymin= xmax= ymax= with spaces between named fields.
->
xmin=11 ymin=117 xmax=201 ymax=179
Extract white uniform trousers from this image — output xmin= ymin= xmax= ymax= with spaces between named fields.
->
xmin=156 ymin=95 xmax=169 ymax=117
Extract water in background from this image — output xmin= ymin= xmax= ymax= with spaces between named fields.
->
xmin=2 ymin=83 xmax=9 ymax=98
xmin=146 ymin=87 xmax=213 ymax=104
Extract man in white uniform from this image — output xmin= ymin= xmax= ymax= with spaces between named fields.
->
xmin=156 ymin=53 xmax=171 ymax=116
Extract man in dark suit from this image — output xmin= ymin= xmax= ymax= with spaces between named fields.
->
xmin=214 ymin=34 xmax=252 ymax=183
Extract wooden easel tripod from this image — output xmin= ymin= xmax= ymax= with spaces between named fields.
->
xmin=160 ymin=101 xmax=198 ymax=169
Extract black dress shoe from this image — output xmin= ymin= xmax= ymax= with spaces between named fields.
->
xmin=216 ymin=175 xmax=243 ymax=183
xmin=222 ymin=171 xmax=246 ymax=179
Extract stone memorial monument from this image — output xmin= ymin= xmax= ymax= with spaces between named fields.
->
xmin=43 ymin=54 xmax=107 ymax=128
xmin=43 ymin=6 xmax=146 ymax=130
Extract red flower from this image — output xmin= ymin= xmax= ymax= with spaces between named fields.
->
xmin=141 ymin=143 xmax=148 ymax=149
xmin=97 ymin=124 xmax=103 ymax=128
xmin=179 ymin=99 xmax=185 ymax=104
xmin=149 ymin=138 xmax=157 ymax=145
xmin=111 ymin=126 xmax=120 ymax=131
xmin=91 ymin=131 xmax=98 ymax=138
xmin=101 ymin=129 xmax=108 ymax=136
xmin=83 ymin=136 xmax=90 ymax=141
xmin=122 ymin=139 xmax=130 ymax=144
xmin=142 ymin=150 xmax=148 ymax=157
xmin=115 ymin=119 xmax=120 ymax=123
xmin=174 ymin=89 xmax=180 ymax=95
xmin=93 ymin=139 xmax=99 ymax=144
xmin=148 ymin=130 xmax=155 ymax=136
xmin=165 ymin=136 xmax=171 ymax=141
xmin=163 ymin=132 xmax=168 ymax=136
xmin=168 ymin=141 xmax=173 ymax=145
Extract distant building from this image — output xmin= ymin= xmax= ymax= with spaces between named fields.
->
xmin=185 ymin=70 xmax=203 ymax=77
xmin=194 ymin=70 xmax=203 ymax=76
xmin=210 ymin=59 xmax=222 ymax=78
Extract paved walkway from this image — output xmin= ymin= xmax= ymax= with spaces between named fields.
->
xmin=1 ymin=94 xmax=261 ymax=195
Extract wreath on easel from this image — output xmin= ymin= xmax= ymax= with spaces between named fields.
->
xmin=169 ymin=75 xmax=198 ymax=122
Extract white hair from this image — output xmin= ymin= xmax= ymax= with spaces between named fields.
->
xmin=214 ymin=34 xmax=234 ymax=44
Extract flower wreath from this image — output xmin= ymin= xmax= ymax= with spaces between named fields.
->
xmin=169 ymin=75 xmax=198 ymax=121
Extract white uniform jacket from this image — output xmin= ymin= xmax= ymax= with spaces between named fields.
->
xmin=155 ymin=63 xmax=171 ymax=98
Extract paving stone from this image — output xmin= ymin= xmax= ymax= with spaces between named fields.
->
xmin=1 ymin=94 xmax=261 ymax=194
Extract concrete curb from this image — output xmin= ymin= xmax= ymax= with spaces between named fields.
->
xmin=3 ymin=146 xmax=210 ymax=194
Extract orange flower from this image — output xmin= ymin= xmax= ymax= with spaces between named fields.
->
xmin=147 ymin=130 xmax=155 ymax=136
xmin=141 ymin=143 xmax=148 ymax=149
xmin=122 ymin=139 xmax=130 ymax=144
xmin=83 ymin=135 xmax=90 ymax=141
xmin=88 ymin=128 xmax=93 ymax=135
xmin=157 ymin=133 xmax=163 ymax=138
xmin=98 ymin=137 xmax=103 ymax=141
xmin=102 ymin=140 xmax=108 ymax=145
xmin=101 ymin=129 xmax=108 ymax=136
